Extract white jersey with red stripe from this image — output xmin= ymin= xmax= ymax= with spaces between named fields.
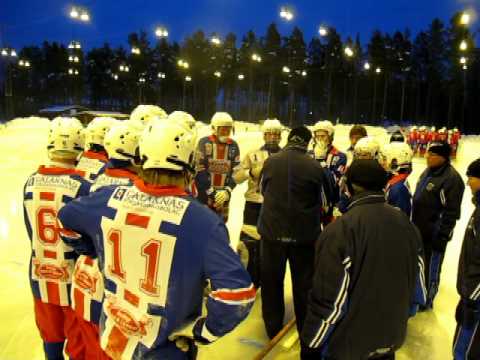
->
xmin=76 ymin=150 xmax=108 ymax=182
xmin=58 ymin=179 xmax=255 ymax=359
xmin=23 ymin=164 xmax=91 ymax=306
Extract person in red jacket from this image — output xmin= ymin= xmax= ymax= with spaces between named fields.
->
xmin=450 ymin=128 xmax=461 ymax=159
xmin=418 ymin=126 xmax=429 ymax=156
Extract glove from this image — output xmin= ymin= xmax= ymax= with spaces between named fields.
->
xmin=249 ymin=165 xmax=263 ymax=179
xmin=214 ymin=189 xmax=230 ymax=208
xmin=168 ymin=321 xmax=196 ymax=352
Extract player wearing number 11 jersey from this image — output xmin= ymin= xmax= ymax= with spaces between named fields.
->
xmin=59 ymin=120 xmax=255 ymax=360
xmin=23 ymin=117 xmax=91 ymax=360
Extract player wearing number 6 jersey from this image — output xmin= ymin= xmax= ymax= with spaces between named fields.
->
xmin=59 ymin=120 xmax=255 ymax=360
xmin=23 ymin=117 xmax=91 ymax=360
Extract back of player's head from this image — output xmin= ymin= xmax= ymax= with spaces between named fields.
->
xmin=85 ymin=117 xmax=118 ymax=151
xmin=349 ymin=125 xmax=368 ymax=139
xmin=47 ymin=117 xmax=84 ymax=160
xmin=346 ymin=159 xmax=388 ymax=194
xmin=287 ymin=126 xmax=312 ymax=147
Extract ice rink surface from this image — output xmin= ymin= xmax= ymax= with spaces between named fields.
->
xmin=0 ymin=117 xmax=478 ymax=359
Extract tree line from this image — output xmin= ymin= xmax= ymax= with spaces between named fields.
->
xmin=2 ymin=11 xmax=479 ymax=132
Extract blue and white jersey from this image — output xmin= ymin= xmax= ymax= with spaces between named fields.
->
xmin=23 ymin=165 xmax=91 ymax=306
xmin=195 ymin=135 xmax=240 ymax=203
xmin=58 ymin=179 xmax=255 ymax=359
xmin=386 ymin=173 xmax=412 ymax=218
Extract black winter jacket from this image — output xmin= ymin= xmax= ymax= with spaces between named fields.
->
xmin=412 ymin=162 xmax=465 ymax=252
xmin=301 ymin=192 xmax=423 ymax=359
xmin=457 ymin=192 xmax=480 ymax=302
xmin=258 ymin=145 xmax=330 ymax=245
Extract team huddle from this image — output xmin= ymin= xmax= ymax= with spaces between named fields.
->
xmin=21 ymin=106 xmax=480 ymax=360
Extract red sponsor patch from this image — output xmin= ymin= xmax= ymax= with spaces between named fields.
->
xmin=34 ymin=260 xmax=69 ymax=281
xmin=74 ymin=269 xmax=98 ymax=294
xmin=106 ymin=298 xmax=152 ymax=337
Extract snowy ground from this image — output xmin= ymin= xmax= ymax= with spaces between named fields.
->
xmin=0 ymin=117 xmax=477 ymax=359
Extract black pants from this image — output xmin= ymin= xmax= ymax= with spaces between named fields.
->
xmin=240 ymin=202 xmax=262 ymax=287
xmin=260 ymin=239 xmax=314 ymax=339
xmin=423 ymin=242 xmax=445 ymax=309
xmin=453 ymin=300 xmax=480 ymax=359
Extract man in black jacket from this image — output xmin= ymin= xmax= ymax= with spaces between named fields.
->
xmin=453 ymin=158 xmax=480 ymax=360
xmin=412 ymin=141 xmax=465 ymax=309
xmin=301 ymin=160 xmax=424 ymax=360
xmin=259 ymin=126 xmax=331 ymax=339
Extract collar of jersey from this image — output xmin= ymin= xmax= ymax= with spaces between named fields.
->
xmin=208 ymin=134 xmax=233 ymax=145
xmin=83 ymin=150 xmax=108 ymax=162
xmin=105 ymin=168 xmax=137 ymax=180
xmin=388 ymin=173 xmax=409 ymax=187
xmin=134 ymin=179 xmax=188 ymax=197
xmin=38 ymin=165 xmax=85 ymax=177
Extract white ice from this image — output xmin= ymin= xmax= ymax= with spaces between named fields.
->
xmin=0 ymin=117 xmax=477 ymax=359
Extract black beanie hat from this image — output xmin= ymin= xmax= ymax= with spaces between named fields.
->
xmin=467 ymin=159 xmax=480 ymax=178
xmin=346 ymin=159 xmax=389 ymax=192
xmin=288 ymin=126 xmax=312 ymax=146
xmin=428 ymin=141 xmax=451 ymax=160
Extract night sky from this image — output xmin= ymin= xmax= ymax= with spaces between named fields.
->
xmin=0 ymin=0 xmax=477 ymax=50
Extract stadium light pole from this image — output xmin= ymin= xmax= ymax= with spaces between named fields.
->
xmin=1 ymin=47 xmax=17 ymax=120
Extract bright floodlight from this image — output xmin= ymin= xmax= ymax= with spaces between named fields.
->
xmin=319 ymin=26 xmax=328 ymax=37
xmin=119 ymin=65 xmax=124 ymax=71
xmin=214 ymin=71 xmax=222 ymax=78
xmin=238 ymin=74 xmax=245 ymax=80
xmin=158 ymin=72 xmax=166 ymax=79
xmin=460 ymin=56 xmax=467 ymax=64
xmin=70 ymin=8 xmax=79 ymax=18
xmin=10 ymin=50 xmax=17 ymax=57
xmin=155 ymin=27 xmax=169 ymax=38
xmin=68 ymin=68 xmax=74 ymax=75
xmin=376 ymin=67 xmax=382 ymax=74
xmin=139 ymin=77 xmax=146 ymax=83
xmin=460 ymin=12 xmax=471 ymax=25
xmin=19 ymin=60 xmax=24 ymax=66
xmin=460 ymin=40 xmax=468 ymax=51
xmin=131 ymin=47 xmax=141 ymax=55
xmin=80 ymin=12 xmax=90 ymax=22
xmin=280 ymin=7 xmax=293 ymax=21
xmin=25 ymin=61 xmax=31 ymax=67
xmin=185 ymin=75 xmax=192 ymax=82
xmin=1 ymin=49 xmax=8 ymax=56
xmin=211 ymin=36 xmax=221 ymax=46
xmin=344 ymin=47 xmax=354 ymax=57
xmin=113 ymin=74 xmax=118 ymax=80
xmin=252 ymin=53 xmax=262 ymax=62
xmin=282 ymin=66 xmax=291 ymax=73
xmin=75 ymin=43 xmax=81 ymax=49
xmin=364 ymin=62 xmax=371 ymax=70
xmin=75 ymin=70 xmax=79 ymax=75
xmin=301 ymin=70 xmax=307 ymax=77
xmin=463 ymin=65 xmax=468 ymax=70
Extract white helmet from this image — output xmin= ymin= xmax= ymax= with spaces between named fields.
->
xmin=454 ymin=128 xmax=459 ymax=132
xmin=379 ymin=142 xmax=413 ymax=173
xmin=85 ymin=117 xmax=118 ymax=149
xmin=131 ymin=105 xmax=168 ymax=126
xmin=211 ymin=112 xmax=234 ymax=142
xmin=104 ymin=121 xmax=143 ymax=163
xmin=261 ymin=119 xmax=282 ymax=134
xmin=169 ymin=111 xmax=196 ymax=131
xmin=439 ymin=127 xmax=447 ymax=134
xmin=419 ymin=126 xmax=427 ymax=131
xmin=411 ymin=126 xmax=417 ymax=131
xmin=353 ymin=136 xmax=380 ymax=160
xmin=431 ymin=126 xmax=436 ymax=131
xmin=313 ymin=120 xmax=335 ymax=138
xmin=139 ymin=121 xmax=195 ymax=172
xmin=47 ymin=117 xmax=84 ymax=159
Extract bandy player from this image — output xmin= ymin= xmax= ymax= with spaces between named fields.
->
xmin=69 ymin=121 xmax=142 ymax=359
xmin=59 ymin=120 xmax=255 ymax=359
xmin=195 ymin=112 xmax=240 ymax=221
xmin=23 ymin=117 xmax=91 ymax=359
